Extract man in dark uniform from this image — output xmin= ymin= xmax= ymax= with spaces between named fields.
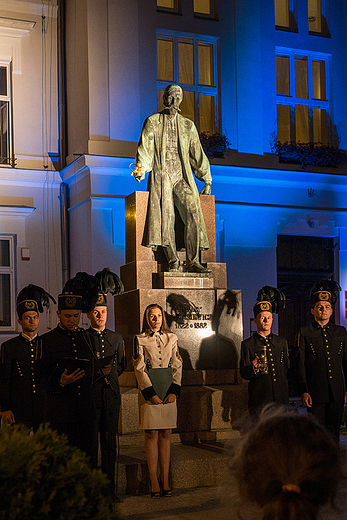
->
xmin=40 ymin=293 xmax=96 ymax=458
xmin=240 ymin=287 xmax=289 ymax=418
xmin=0 ymin=284 xmax=54 ymax=430
xmin=86 ymin=292 xmax=126 ymax=501
xmin=296 ymin=280 xmax=347 ymax=443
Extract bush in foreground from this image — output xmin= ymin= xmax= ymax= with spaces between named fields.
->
xmin=0 ymin=423 xmax=122 ymax=520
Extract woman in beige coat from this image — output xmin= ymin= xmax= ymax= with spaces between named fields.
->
xmin=133 ymin=303 xmax=182 ymax=497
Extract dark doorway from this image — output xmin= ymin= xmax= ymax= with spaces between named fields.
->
xmin=276 ymin=234 xmax=338 ymax=396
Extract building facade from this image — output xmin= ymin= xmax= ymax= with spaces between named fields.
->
xmin=1 ymin=0 xmax=347 ymax=351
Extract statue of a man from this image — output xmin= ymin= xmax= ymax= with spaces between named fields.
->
xmin=134 ymin=84 xmax=212 ymax=273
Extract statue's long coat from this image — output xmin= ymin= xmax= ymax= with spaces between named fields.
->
xmin=136 ymin=110 xmax=212 ymax=250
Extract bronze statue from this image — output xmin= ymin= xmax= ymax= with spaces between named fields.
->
xmin=133 ymin=84 xmax=212 ymax=273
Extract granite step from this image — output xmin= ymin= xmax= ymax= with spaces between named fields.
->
xmin=115 ymin=437 xmax=240 ymax=496
xmin=116 ymin=433 xmax=347 ymax=496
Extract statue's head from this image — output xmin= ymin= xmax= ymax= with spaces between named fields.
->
xmin=163 ymin=84 xmax=183 ymax=109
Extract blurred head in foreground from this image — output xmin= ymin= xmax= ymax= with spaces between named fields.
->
xmin=226 ymin=405 xmax=341 ymax=520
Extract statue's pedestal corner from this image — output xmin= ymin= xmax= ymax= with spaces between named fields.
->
xmin=120 ymin=260 xmax=158 ymax=291
xmin=206 ymin=262 xmax=227 ymax=289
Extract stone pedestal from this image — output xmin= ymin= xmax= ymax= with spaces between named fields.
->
xmin=115 ymin=191 xmax=248 ymax=493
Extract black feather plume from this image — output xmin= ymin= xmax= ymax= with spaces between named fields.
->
xmin=16 ymin=284 xmax=56 ymax=313
xmin=310 ymin=279 xmax=341 ymax=305
xmin=94 ymin=267 xmax=124 ymax=295
xmin=256 ymin=285 xmax=286 ymax=314
xmin=62 ymin=272 xmax=100 ymax=313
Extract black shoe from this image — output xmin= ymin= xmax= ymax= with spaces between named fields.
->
xmin=186 ymin=262 xmax=211 ymax=273
xmin=162 ymin=488 xmax=172 ymax=497
xmin=151 ymin=490 xmax=161 ymax=499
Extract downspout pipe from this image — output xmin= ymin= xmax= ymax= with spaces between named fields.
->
xmin=60 ymin=182 xmax=70 ymax=285
xmin=57 ymin=0 xmax=67 ymax=169
xmin=58 ymin=0 xmax=69 ymax=284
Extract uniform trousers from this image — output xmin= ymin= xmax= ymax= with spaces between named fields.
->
xmin=50 ymin=420 xmax=94 ymax=459
xmin=91 ymin=402 xmax=120 ymax=490
xmin=308 ymin=401 xmax=343 ymax=443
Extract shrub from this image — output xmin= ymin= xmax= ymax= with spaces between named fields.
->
xmin=0 ymin=423 xmax=121 ymax=520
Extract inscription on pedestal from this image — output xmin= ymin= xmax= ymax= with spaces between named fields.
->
xmin=165 ymin=289 xmax=242 ymax=370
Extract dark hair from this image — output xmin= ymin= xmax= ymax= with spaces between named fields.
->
xmin=227 ymin=406 xmax=341 ymax=520
xmin=141 ymin=303 xmax=171 ymax=335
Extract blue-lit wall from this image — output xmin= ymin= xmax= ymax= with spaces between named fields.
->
xmin=62 ymin=0 xmax=347 ymax=335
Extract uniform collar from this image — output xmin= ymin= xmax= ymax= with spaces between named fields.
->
xmin=57 ymin=324 xmax=79 ymax=336
xmin=21 ymin=332 xmax=38 ymax=342
xmin=313 ymin=320 xmax=331 ymax=330
xmin=90 ymin=327 xmax=105 ymax=334
xmin=255 ymin=331 xmax=273 ymax=342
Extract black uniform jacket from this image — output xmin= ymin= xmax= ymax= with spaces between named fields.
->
xmin=86 ymin=327 xmax=126 ymax=408
xmin=39 ymin=326 xmax=95 ymax=423
xmin=0 ymin=334 xmax=45 ymax=423
xmin=296 ymin=321 xmax=347 ymax=403
xmin=240 ymin=332 xmax=290 ymax=410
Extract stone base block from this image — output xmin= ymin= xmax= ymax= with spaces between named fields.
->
xmin=181 ymin=369 xmax=241 ymax=386
xmin=118 ymin=381 xmax=248 ymax=436
xmin=207 ymin=262 xmax=227 ymax=288
xmin=125 ymin=191 xmax=152 ymax=263
xmin=120 ymin=260 xmax=157 ymax=291
xmin=119 ymin=371 xmax=137 ymax=387
xmin=177 ymin=384 xmax=248 ymax=433
xmin=118 ymin=387 xmax=140 ymax=435
xmin=153 ymin=271 xmax=214 ymax=289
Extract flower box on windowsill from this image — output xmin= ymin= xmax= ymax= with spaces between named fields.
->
xmin=271 ymin=140 xmax=347 ymax=168
xmin=200 ymin=131 xmax=231 ymax=159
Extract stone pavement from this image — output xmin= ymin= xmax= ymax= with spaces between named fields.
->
xmin=116 ymin=410 xmax=347 ymax=520
xmin=116 ymin=433 xmax=347 ymax=520
xmin=117 ymin=480 xmax=347 ymax=520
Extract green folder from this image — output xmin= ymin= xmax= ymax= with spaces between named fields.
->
xmin=148 ymin=367 xmax=173 ymax=401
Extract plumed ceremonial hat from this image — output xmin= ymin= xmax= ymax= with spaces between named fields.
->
xmin=59 ymin=272 xmax=100 ymax=313
xmin=253 ymin=285 xmax=286 ymax=318
xmin=310 ymin=279 xmax=341 ymax=307
xmin=16 ymin=284 xmax=56 ymax=319
xmin=93 ymin=267 xmax=124 ymax=308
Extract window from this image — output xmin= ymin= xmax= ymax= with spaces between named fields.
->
xmin=0 ymin=62 xmax=13 ymax=166
xmin=157 ymin=0 xmax=181 ymax=14
xmin=276 ymin=48 xmax=330 ymax=144
xmin=275 ymin=0 xmax=297 ymax=32
xmin=0 ymin=235 xmax=16 ymax=331
xmin=194 ymin=0 xmax=218 ymax=20
xmin=157 ymin=30 xmax=219 ymax=134
xmin=308 ymin=0 xmax=330 ymax=36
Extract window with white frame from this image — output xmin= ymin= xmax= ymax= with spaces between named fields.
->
xmin=0 ymin=235 xmax=16 ymax=331
xmin=275 ymin=0 xmax=297 ymax=32
xmin=0 ymin=61 xmax=12 ymax=166
xmin=157 ymin=30 xmax=219 ymax=134
xmin=276 ymin=48 xmax=330 ymax=145
xmin=308 ymin=0 xmax=329 ymax=36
